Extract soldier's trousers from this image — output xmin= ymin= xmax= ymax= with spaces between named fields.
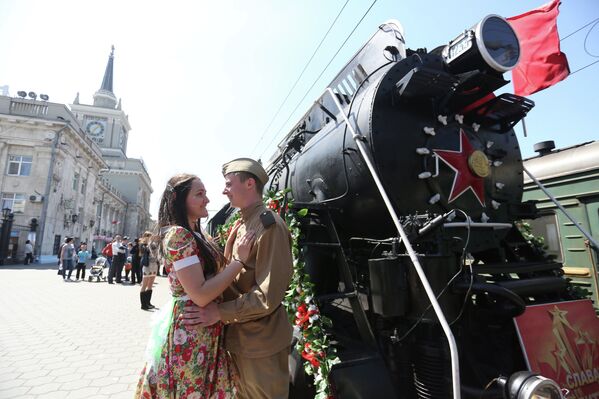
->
xmin=231 ymin=346 xmax=290 ymax=399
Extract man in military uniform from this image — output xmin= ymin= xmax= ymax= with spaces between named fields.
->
xmin=183 ymin=158 xmax=294 ymax=399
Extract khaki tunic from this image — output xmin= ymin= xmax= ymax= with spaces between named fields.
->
xmin=218 ymin=201 xmax=294 ymax=358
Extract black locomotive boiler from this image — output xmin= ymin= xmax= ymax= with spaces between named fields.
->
xmin=214 ymin=15 xmax=582 ymax=399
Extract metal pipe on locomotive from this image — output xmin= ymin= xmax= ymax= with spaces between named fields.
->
xmin=216 ymin=15 xmax=579 ymax=399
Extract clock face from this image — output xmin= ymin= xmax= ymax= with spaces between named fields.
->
xmin=86 ymin=120 xmax=106 ymax=142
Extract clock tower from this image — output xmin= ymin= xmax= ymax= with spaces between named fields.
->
xmin=71 ymin=46 xmax=130 ymax=159
xmin=69 ymin=47 xmax=153 ymax=240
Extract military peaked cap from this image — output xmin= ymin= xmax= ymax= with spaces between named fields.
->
xmin=222 ymin=158 xmax=269 ymax=185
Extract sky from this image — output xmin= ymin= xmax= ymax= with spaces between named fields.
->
xmin=0 ymin=0 xmax=597 ymax=220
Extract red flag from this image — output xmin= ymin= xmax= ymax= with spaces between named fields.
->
xmin=507 ymin=0 xmax=570 ymax=96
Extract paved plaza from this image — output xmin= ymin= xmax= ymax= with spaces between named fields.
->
xmin=0 ymin=263 xmax=170 ymax=399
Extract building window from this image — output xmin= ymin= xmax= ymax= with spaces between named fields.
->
xmin=7 ymin=155 xmax=32 ymax=176
xmin=81 ymin=178 xmax=87 ymax=194
xmin=73 ymin=173 xmax=80 ymax=191
xmin=1 ymin=193 xmax=26 ymax=213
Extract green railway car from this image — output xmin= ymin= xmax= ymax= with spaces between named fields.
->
xmin=523 ymin=140 xmax=599 ymax=304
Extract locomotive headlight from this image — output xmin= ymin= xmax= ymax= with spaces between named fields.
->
xmin=442 ymin=14 xmax=520 ymax=73
xmin=498 ymin=371 xmax=565 ymax=399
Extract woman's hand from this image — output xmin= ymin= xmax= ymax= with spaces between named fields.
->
xmin=224 ymin=220 xmax=242 ymax=261
xmin=235 ymin=231 xmax=255 ymax=263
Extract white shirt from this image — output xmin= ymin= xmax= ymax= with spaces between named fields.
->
xmin=112 ymin=241 xmax=126 ymax=255
xmin=25 ymin=243 xmax=33 ymax=253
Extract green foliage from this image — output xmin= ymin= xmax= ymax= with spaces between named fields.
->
xmin=516 ymin=220 xmax=547 ymax=250
xmin=215 ymin=212 xmax=240 ymax=247
xmin=518 ymin=221 xmax=595 ymax=302
xmin=567 ymin=280 xmax=593 ymax=300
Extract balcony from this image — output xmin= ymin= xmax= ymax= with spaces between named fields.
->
xmin=9 ymin=99 xmax=48 ymax=117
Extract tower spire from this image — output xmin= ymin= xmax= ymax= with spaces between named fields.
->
xmin=100 ymin=45 xmax=115 ymax=93
xmin=93 ymin=45 xmax=117 ymax=109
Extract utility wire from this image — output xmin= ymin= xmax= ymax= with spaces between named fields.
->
xmin=564 ymin=19 xmax=599 ymax=75
xmin=570 ymin=58 xmax=599 ymax=75
xmin=560 ymin=17 xmax=599 ymax=41
xmin=250 ymin=0 xmax=352 ymax=158
xmin=583 ymin=20 xmax=599 ymax=57
xmin=259 ymin=0 xmax=379 ymax=160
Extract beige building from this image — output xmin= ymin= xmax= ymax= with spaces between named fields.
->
xmin=0 ymin=96 xmax=110 ymax=262
xmin=0 ymin=48 xmax=153 ymax=263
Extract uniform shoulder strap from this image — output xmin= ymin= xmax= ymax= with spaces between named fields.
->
xmin=259 ymin=210 xmax=276 ymax=229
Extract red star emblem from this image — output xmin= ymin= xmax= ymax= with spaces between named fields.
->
xmin=433 ymin=129 xmax=486 ymax=206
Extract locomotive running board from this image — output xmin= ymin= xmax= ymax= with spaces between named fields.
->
xmin=322 ymin=87 xmax=462 ymax=399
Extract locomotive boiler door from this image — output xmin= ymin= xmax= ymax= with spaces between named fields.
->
xmin=424 ymin=122 xmax=523 ymax=226
xmin=370 ymin=98 xmax=523 ymax=229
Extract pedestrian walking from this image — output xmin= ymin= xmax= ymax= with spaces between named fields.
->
xmin=130 ymin=238 xmax=142 ymax=285
xmin=138 ymin=232 xmax=158 ymax=309
xmin=57 ymin=237 xmax=68 ymax=275
xmin=75 ymin=243 xmax=91 ymax=280
xmin=60 ymin=238 xmax=76 ymax=281
xmin=101 ymin=240 xmax=113 ymax=270
xmin=124 ymin=242 xmax=133 ymax=281
xmin=122 ymin=237 xmax=130 ymax=281
xmin=23 ymin=240 xmax=34 ymax=265
xmin=108 ymin=235 xmax=127 ymax=284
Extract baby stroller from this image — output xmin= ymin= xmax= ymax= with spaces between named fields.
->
xmin=89 ymin=256 xmax=108 ymax=282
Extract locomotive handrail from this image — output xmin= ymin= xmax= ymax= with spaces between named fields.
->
xmin=323 ymin=87 xmax=462 ymax=399
xmin=523 ymin=166 xmax=599 ymax=253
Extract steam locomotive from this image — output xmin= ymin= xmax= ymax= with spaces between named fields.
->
xmin=212 ymin=15 xmax=591 ymax=399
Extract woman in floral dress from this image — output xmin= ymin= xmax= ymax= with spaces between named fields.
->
xmin=135 ymin=173 xmax=254 ymax=399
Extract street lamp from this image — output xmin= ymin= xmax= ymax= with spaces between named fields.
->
xmin=0 ymin=208 xmax=15 ymax=265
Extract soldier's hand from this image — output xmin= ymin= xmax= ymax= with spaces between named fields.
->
xmin=236 ymin=231 xmax=255 ymax=263
xmin=181 ymin=302 xmax=221 ymax=327
xmin=224 ymin=219 xmax=243 ymax=261
xmin=180 ymin=304 xmax=203 ymax=326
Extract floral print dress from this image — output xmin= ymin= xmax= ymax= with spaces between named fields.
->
xmin=135 ymin=226 xmax=238 ymax=399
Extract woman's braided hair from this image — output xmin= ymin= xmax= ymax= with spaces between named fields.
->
xmin=157 ymin=173 xmax=225 ymax=275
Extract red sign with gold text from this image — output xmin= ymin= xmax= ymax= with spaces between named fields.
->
xmin=514 ymin=300 xmax=599 ymax=398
